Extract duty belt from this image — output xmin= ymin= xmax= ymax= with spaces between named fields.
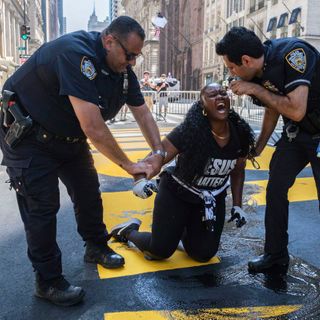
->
xmin=34 ymin=124 xmax=86 ymax=144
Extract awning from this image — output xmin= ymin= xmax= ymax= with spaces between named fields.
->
xmin=267 ymin=17 xmax=277 ymax=32
xmin=277 ymin=13 xmax=288 ymax=28
xmin=289 ymin=7 xmax=301 ymax=24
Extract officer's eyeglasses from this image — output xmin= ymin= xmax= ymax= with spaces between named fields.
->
xmin=113 ymin=36 xmax=142 ymax=61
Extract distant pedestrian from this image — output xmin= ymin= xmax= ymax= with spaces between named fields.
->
xmin=140 ymin=70 xmax=155 ymax=111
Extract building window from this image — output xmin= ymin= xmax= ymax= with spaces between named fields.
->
xmin=250 ymin=0 xmax=256 ymax=13
xmin=266 ymin=17 xmax=277 ymax=32
xmin=290 ymin=8 xmax=302 ymax=37
xmin=272 ymin=0 xmax=278 ymax=4
xmin=258 ymin=0 xmax=264 ymax=10
xmin=277 ymin=13 xmax=288 ymax=28
xmin=278 ymin=13 xmax=288 ymax=38
xmin=289 ymin=8 xmax=301 ymax=25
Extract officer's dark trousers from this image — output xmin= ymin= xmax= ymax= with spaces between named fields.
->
xmin=0 ymin=130 xmax=107 ymax=280
xmin=265 ymin=131 xmax=320 ymax=254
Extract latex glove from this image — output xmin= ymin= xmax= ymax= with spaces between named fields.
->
xmin=228 ymin=206 xmax=247 ymax=228
xmin=133 ymin=178 xmax=158 ymax=199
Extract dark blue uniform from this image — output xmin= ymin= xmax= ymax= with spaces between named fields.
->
xmin=253 ymin=38 xmax=320 ymax=255
xmin=0 ymin=31 xmax=144 ymax=280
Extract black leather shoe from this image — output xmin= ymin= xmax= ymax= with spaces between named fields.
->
xmin=35 ymin=274 xmax=85 ymax=306
xmin=248 ymin=252 xmax=289 ymax=274
xmin=84 ymin=241 xmax=125 ymax=268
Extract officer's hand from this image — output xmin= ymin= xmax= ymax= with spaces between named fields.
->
xmin=143 ymin=154 xmax=164 ymax=179
xmin=228 ymin=206 xmax=247 ymax=228
xmin=125 ymin=161 xmax=153 ymax=178
xmin=133 ymin=178 xmax=158 ymax=199
xmin=230 ymin=80 xmax=259 ymax=96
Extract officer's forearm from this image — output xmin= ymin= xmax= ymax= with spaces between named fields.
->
xmin=230 ymin=160 xmax=245 ymax=207
xmin=255 ymin=109 xmax=279 ymax=155
xmin=251 ymin=85 xmax=307 ymax=121
xmin=85 ymin=123 xmax=133 ymax=171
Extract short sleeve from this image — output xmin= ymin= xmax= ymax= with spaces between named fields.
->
xmin=166 ymin=124 xmax=186 ymax=152
xmin=126 ymin=68 xmax=145 ymax=107
xmin=284 ymin=43 xmax=317 ymax=94
xmin=55 ymin=51 xmax=99 ymax=105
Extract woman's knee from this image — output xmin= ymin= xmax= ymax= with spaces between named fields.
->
xmin=186 ymin=246 xmax=218 ymax=263
xmin=144 ymin=246 xmax=176 ymax=260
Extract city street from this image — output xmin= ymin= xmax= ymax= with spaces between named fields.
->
xmin=1 ymin=117 xmax=320 ymax=320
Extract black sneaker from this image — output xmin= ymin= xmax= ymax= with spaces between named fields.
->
xmin=110 ymin=218 xmax=142 ymax=242
xmin=84 ymin=241 xmax=125 ymax=268
xmin=35 ymin=274 xmax=85 ymax=307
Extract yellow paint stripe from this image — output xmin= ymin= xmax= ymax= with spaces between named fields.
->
xmin=245 ymin=146 xmax=274 ymax=171
xmin=98 ymin=242 xmax=220 ymax=279
xmin=99 ymin=190 xmax=219 ymax=279
xmin=246 ymin=177 xmax=317 ymax=205
xmin=104 ymin=305 xmax=301 ymax=319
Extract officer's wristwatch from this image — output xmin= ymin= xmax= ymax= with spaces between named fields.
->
xmin=152 ymin=149 xmax=167 ymax=158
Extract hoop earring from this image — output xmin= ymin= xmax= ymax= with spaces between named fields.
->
xmin=202 ymin=108 xmax=207 ymax=116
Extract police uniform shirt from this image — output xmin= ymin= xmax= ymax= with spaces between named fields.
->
xmin=252 ymin=38 xmax=320 ymax=119
xmin=4 ymin=31 xmax=144 ymax=138
xmin=167 ymin=121 xmax=247 ymax=190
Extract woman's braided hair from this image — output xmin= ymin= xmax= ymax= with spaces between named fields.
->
xmin=174 ymin=85 xmax=256 ymax=184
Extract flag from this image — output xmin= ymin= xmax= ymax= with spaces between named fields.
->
xmin=154 ymin=27 xmax=161 ymax=39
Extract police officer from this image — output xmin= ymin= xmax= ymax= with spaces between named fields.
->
xmin=216 ymin=27 xmax=320 ymax=274
xmin=0 ymin=16 xmax=164 ymax=306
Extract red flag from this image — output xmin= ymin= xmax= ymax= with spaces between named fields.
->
xmin=154 ymin=27 xmax=161 ymax=39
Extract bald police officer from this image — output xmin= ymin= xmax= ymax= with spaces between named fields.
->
xmin=0 ymin=16 xmax=164 ymax=306
xmin=216 ymin=27 xmax=320 ymax=275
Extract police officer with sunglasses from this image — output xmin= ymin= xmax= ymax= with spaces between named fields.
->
xmin=0 ymin=16 xmax=164 ymax=306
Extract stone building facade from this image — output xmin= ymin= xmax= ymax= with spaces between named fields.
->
xmin=0 ymin=0 xmax=27 ymax=87
xmin=122 ymin=0 xmax=161 ymax=80
xmin=204 ymin=0 xmax=320 ymax=84
xmin=160 ymin=0 xmax=204 ymax=90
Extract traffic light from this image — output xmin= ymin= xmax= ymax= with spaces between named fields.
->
xmin=20 ymin=25 xmax=30 ymax=40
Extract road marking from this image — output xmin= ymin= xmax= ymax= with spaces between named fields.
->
xmin=104 ymin=305 xmax=301 ymax=319
xmin=98 ymin=242 xmax=220 ymax=279
xmin=247 ymin=177 xmax=317 ymax=205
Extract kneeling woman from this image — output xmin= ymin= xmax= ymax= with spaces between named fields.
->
xmin=111 ymin=83 xmax=255 ymax=262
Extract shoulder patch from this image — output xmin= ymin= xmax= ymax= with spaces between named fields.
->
xmin=285 ymin=48 xmax=306 ymax=73
xmin=80 ymin=56 xmax=97 ymax=80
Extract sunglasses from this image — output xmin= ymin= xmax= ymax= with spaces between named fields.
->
xmin=113 ymin=35 xmax=142 ymax=61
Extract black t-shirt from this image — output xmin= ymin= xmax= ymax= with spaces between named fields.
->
xmin=3 ymin=31 xmax=144 ymax=137
xmin=167 ymin=121 xmax=247 ymax=190
xmin=252 ymin=38 xmax=320 ymax=123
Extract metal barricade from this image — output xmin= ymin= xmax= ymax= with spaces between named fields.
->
xmin=229 ymin=93 xmax=283 ymax=130
xmin=141 ymin=90 xmax=200 ymax=121
xmin=141 ymin=90 xmax=283 ymax=130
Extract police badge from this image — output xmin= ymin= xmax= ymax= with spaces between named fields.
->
xmin=285 ymin=48 xmax=306 ymax=73
xmin=80 ymin=56 xmax=97 ymax=80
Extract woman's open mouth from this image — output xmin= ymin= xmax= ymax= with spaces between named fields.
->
xmin=217 ymin=102 xmax=227 ymax=113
